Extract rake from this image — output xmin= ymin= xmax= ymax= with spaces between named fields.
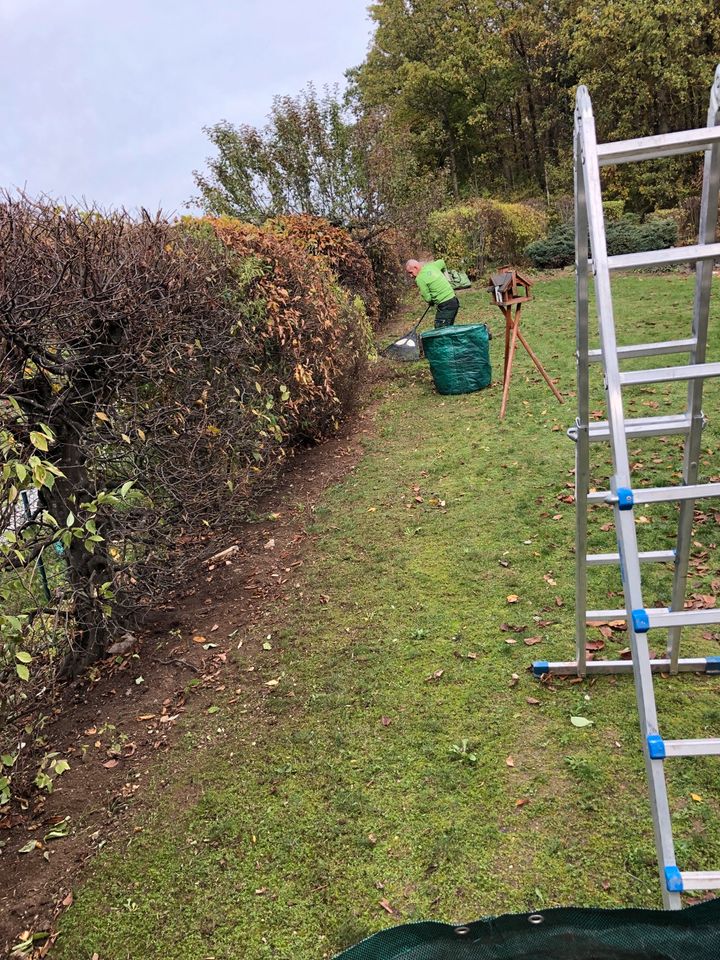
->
xmin=381 ymin=305 xmax=431 ymax=361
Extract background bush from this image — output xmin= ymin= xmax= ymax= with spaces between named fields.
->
xmin=525 ymin=215 xmax=679 ymax=270
xmin=427 ymin=198 xmax=547 ymax=275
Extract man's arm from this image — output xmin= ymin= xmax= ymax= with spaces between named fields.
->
xmin=416 ymin=272 xmax=433 ymax=303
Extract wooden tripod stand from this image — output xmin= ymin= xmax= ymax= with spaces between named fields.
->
xmin=487 ymin=268 xmax=564 ymax=420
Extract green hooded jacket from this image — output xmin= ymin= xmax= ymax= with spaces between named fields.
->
xmin=416 ymin=259 xmax=456 ymax=305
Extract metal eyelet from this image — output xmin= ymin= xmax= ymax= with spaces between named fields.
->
xmin=528 ymin=914 xmax=545 ymax=925
xmin=454 ymin=926 xmax=471 ymax=937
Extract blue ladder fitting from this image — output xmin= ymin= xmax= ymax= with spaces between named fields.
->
xmin=664 ymin=866 xmax=683 ymax=893
xmin=647 ymin=734 xmax=666 ymax=759
xmin=631 ymin=608 xmax=650 ymax=633
xmin=533 ymin=661 xmax=550 ymax=677
xmin=616 ymin=487 xmax=634 ymax=510
xmin=706 ymin=656 xmax=720 ymax=674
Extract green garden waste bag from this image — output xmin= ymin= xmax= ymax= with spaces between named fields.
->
xmin=334 ymin=899 xmax=720 ymax=960
xmin=421 ymin=323 xmax=491 ymax=395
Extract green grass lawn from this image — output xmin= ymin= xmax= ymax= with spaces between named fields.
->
xmin=57 ymin=272 xmax=720 ymax=959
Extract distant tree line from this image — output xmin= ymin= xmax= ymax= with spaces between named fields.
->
xmin=349 ymin=0 xmax=720 ymax=211
xmin=194 ymin=3 xmax=720 ymax=238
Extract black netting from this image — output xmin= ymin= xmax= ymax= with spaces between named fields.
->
xmin=335 ymin=900 xmax=720 ymax=960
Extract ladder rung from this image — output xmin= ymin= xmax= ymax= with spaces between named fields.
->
xmin=586 ymin=550 xmax=675 ymax=566
xmin=663 ymin=738 xmax=720 ymax=757
xmin=535 ymin=657 xmax=717 ymax=676
xmin=679 ymin=871 xmax=720 ymax=891
xmin=607 ymin=242 xmax=720 ymax=271
xmin=649 ymin=609 xmax=720 ymax=629
xmin=573 ymin=412 xmax=693 ymax=443
xmin=588 ymin=482 xmax=720 ymax=505
xmin=588 ymin=338 xmax=696 ymax=362
xmin=597 ymin=126 xmax=720 ymax=166
xmin=619 ymin=362 xmax=720 ymax=386
xmin=586 ymin=609 xmax=720 ymax=629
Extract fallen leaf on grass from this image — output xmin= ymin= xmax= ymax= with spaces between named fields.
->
xmin=586 ymin=640 xmax=605 ymax=652
xmin=62 ymin=891 xmax=74 ymax=907
xmin=523 ymin=636 xmax=543 ymax=646
xmin=137 ymin=714 xmax=156 ymax=721
xmin=526 ymin=697 xmax=540 ymax=705
xmin=570 ymin=716 xmax=594 ymax=728
xmin=379 ymin=898 xmax=396 ymax=915
xmin=425 ymin=669 xmax=444 ymax=682
xmin=102 ymin=759 xmax=119 ymax=769
xmin=381 ymin=716 xmax=392 ymax=727
xmin=506 ymin=594 xmax=520 ymax=604
xmin=515 ymin=798 xmax=530 ymax=808
xmin=265 ymin=678 xmax=281 ymax=687
xmin=691 ymin=793 xmax=703 ymax=803
xmin=506 ymin=755 xmax=515 ymax=767
xmin=207 ymin=706 xmax=220 ymax=714
xmin=509 ymin=673 xmax=520 ymax=687
xmin=192 ymin=635 xmax=207 ymax=644
xmin=543 ymin=574 xmax=557 ymax=586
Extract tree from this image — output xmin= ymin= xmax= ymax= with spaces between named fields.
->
xmin=193 ymin=84 xmax=444 ymax=242
xmin=567 ymin=0 xmax=720 ymax=210
xmin=193 ymin=85 xmax=368 ymax=225
xmin=352 ymin=0 xmax=720 ymax=207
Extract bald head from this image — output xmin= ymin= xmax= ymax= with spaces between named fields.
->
xmin=405 ymin=259 xmax=422 ymax=278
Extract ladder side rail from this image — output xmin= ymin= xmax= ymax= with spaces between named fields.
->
xmin=574 ymin=114 xmax=591 ymax=677
xmin=577 ymin=85 xmax=681 ymax=909
xmin=667 ymin=65 xmax=720 ymax=672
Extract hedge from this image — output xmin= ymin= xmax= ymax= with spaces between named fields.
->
xmin=0 ymin=199 xmax=386 ymax=802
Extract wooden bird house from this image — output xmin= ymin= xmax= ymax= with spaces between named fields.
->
xmin=486 ymin=267 xmax=533 ymax=306
xmin=485 ymin=264 xmax=561 ymax=420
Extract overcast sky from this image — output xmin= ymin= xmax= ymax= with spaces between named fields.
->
xmin=0 ymin=0 xmax=374 ymax=216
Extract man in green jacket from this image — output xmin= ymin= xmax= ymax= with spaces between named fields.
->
xmin=406 ymin=258 xmax=460 ymax=328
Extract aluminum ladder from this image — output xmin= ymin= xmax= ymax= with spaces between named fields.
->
xmin=534 ymin=66 xmax=720 ymax=909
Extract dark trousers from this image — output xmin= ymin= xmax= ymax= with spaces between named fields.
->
xmin=435 ymin=297 xmax=460 ymax=328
